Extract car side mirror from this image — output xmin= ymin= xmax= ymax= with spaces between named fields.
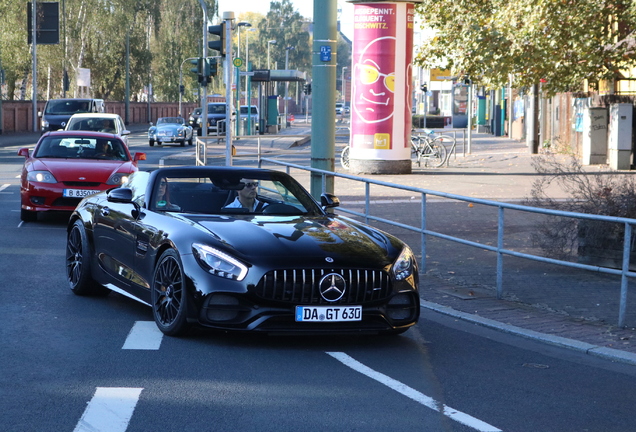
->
xmin=149 ymin=122 xmax=154 ymax=126
xmin=321 ymin=193 xmax=340 ymax=209
xmin=108 ymin=188 xmax=133 ymax=203
xmin=17 ymin=147 xmax=30 ymax=158
xmin=38 ymin=111 xmax=42 ymax=117
xmin=122 ymin=130 xmax=131 ymax=136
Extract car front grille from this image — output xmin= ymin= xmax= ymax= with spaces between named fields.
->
xmin=254 ymin=268 xmax=392 ymax=305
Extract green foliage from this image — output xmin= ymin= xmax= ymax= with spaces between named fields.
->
xmin=0 ymin=0 xmax=212 ymax=102
xmin=415 ymin=0 xmax=636 ymax=95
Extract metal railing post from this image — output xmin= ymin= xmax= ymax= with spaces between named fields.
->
xmin=619 ymin=222 xmax=632 ymax=327
xmin=497 ymin=206 xmax=505 ymax=299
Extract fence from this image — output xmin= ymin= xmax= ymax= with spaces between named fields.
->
xmin=255 ymin=156 xmax=636 ymax=328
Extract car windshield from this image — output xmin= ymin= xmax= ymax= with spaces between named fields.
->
xmin=208 ymin=104 xmax=226 ymax=114
xmin=158 ymin=117 xmax=184 ymax=125
xmin=144 ymin=170 xmax=324 ymax=216
xmin=34 ymin=136 xmax=129 ymax=161
xmin=66 ymin=117 xmax=117 ymax=132
xmin=240 ymin=107 xmax=257 ymax=115
xmin=45 ymin=100 xmax=91 ymax=115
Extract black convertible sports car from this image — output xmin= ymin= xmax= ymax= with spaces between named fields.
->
xmin=66 ymin=166 xmax=419 ymax=336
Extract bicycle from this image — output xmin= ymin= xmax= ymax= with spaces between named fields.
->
xmin=411 ymin=131 xmax=448 ymax=167
xmin=340 ymin=145 xmax=350 ymax=168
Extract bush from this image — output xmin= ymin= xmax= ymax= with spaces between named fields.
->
xmin=526 ymin=154 xmax=636 ymax=262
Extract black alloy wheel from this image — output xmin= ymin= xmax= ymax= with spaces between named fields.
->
xmin=151 ymin=249 xmax=191 ymax=336
xmin=66 ymin=220 xmax=109 ymax=296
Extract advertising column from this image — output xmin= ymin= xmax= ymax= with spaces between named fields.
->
xmin=348 ymin=0 xmax=420 ymax=174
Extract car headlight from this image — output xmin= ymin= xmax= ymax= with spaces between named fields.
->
xmin=106 ymin=173 xmax=129 ymax=185
xmin=177 ymin=127 xmax=185 ymax=136
xmin=192 ymin=243 xmax=248 ymax=281
xmin=41 ymin=120 xmax=49 ymax=129
xmin=392 ymin=246 xmax=415 ymax=281
xmin=27 ymin=170 xmax=57 ymax=183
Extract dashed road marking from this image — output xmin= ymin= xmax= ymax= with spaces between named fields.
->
xmin=73 ymin=387 xmax=143 ymax=432
xmin=122 ymin=321 xmax=163 ymax=350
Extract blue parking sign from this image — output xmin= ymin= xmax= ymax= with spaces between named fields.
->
xmin=320 ymin=45 xmax=332 ymax=62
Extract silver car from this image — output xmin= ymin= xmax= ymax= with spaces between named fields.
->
xmin=65 ymin=113 xmax=131 ymax=146
xmin=148 ymin=117 xmax=194 ymax=147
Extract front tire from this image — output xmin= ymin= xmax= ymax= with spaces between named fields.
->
xmin=149 ymin=139 xmax=155 ymax=147
xmin=66 ymin=220 xmax=109 ymax=296
xmin=151 ymin=249 xmax=191 ymax=336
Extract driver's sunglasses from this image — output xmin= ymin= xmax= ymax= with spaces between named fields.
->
xmin=244 ymin=182 xmax=259 ymax=188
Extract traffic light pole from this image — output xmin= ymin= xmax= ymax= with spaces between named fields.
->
xmin=198 ymin=0 xmax=208 ymax=139
xmin=223 ymin=12 xmax=234 ymax=166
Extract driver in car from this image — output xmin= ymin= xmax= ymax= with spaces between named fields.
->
xmin=224 ymin=179 xmax=268 ymax=212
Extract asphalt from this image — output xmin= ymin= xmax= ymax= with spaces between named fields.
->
xmin=4 ymin=121 xmax=636 ymax=366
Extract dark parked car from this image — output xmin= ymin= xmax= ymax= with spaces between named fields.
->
xmin=195 ymin=102 xmax=232 ymax=135
xmin=66 ymin=166 xmax=420 ymax=336
xmin=188 ymin=107 xmax=202 ymax=128
xmin=39 ymin=98 xmax=104 ymax=133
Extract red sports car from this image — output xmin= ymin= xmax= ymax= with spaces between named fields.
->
xmin=18 ymin=131 xmax=146 ymax=222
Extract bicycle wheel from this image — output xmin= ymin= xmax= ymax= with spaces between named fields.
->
xmin=411 ymin=136 xmax=423 ymax=166
xmin=340 ymin=146 xmax=350 ymax=169
xmin=423 ymin=138 xmax=447 ymax=167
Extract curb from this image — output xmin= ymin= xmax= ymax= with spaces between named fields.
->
xmin=420 ymin=300 xmax=636 ymax=367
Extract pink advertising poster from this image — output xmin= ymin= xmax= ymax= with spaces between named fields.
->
xmin=351 ymin=2 xmax=414 ymax=160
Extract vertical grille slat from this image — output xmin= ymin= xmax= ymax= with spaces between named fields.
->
xmin=254 ymin=268 xmax=391 ymax=304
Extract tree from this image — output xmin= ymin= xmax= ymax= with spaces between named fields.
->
xmin=414 ymin=0 xmax=636 ymax=95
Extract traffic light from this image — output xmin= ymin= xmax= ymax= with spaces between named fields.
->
xmin=208 ymin=58 xmax=218 ymax=77
xmin=304 ymin=83 xmax=311 ymax=95
xmin=208 ymin=23 xmax=225 ymax=57
xmin=189 ymin=57 xmax=207 ymax=85
xmin=421 ymin=83 xmax=427 ymax=93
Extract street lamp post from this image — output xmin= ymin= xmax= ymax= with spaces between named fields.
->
xmin=341 ymin=66 xmax=348 ymax=104
xmin=267 ymin=40 xmax=277 ymax=70
xmin=235 ymin=22 xmax=251 ymax=135
xmin=284 ymin=46 xmax=295 ymax=127
xmin=245 ymin=28 xmax=256 ymax=135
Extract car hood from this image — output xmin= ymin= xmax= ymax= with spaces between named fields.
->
xmin=30 ymin=159 xmax=137 ymax=180
xmin=188 ymin=215 xmax=399 ymax=268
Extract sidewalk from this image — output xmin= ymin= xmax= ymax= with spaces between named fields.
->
xmin=276 ymin=123 xmax=636 ymax=366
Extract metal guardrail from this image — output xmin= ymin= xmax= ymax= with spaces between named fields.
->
xmin=258 ymin=157 xmax=636 ymax=328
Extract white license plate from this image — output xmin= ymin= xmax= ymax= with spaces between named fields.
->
xmin=295 ymin=306 xmax=362 ymax=322
xmin=63 ymin=189 xmax=97 ymax=198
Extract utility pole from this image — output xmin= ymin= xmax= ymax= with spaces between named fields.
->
xmin=32 ymin=0 xmax=38 ymax=132
xmin=311 ymin=0 xmax=337 ymax=198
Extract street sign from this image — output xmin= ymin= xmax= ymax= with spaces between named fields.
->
xmin=240 ymin=71 xmax=255 ymax=76
xmin=320 ymin=45 xmax=332 ymax=62
xmin=233 ymin=58 xmax=243 ymax=68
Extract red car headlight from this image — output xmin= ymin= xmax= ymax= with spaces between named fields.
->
xmin=106 ymin=173 xmax=130 ymax=185
xmin=26 ymin=170 xmax=58 ymax=183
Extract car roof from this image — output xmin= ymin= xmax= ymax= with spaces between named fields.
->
xmin=42 ymin=130 xmax=125 ymax=140
xmin=68 ymin=113 xmax=122 ymax=119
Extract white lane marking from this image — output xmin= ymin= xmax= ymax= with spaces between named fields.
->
xmin=327 ymin=352 xmax=502 ymax=432
xmin=73 ymin=387 xmax=143 ymax=432
xmin=122 ymin=321 xmax=163 ymax=350
xmin=0 ymin=184 xmax=9 ymax=192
